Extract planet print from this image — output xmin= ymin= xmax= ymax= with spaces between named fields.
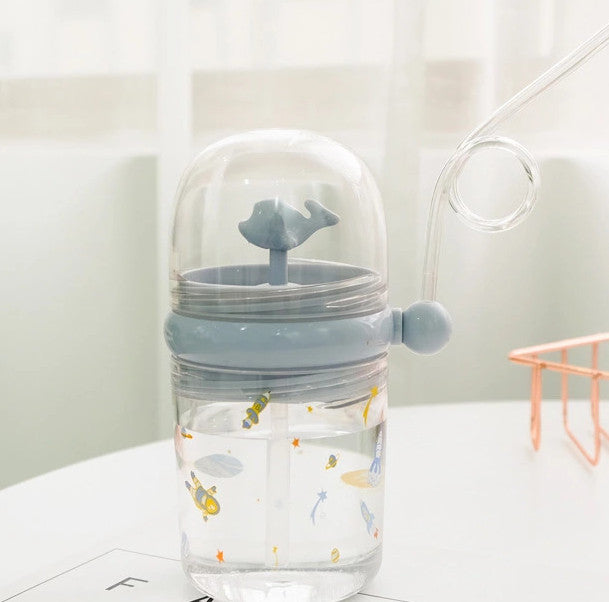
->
xmin=325 ymin=454 xmax=339 ymax=470
xmin=340 ymin=469 xmax=378 ymax=488
xmin=195 ymin=454 xmax=244 ymax=478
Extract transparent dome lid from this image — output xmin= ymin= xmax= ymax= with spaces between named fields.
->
xmin=170 ymin=130 xmax=387 ymax=321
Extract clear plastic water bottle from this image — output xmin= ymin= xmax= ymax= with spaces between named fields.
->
xmin=165 ymin=130 xmax=451 ymax=602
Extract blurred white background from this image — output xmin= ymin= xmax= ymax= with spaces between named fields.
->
xmin=2 ymin=0 xmax=609 ymax=488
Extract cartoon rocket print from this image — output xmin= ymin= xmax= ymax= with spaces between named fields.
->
xmin=242 ymin=391 xmax=271 ymax=429
xmin=185 ymin=471 xmax=220 ymax=522
xmin=360 ymin=500 xmax=375 ymax=534
xmin=310 ymin=490 xmax=327 ymax=525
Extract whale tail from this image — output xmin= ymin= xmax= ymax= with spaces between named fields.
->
xmin=304 ymin=200 xmax=339 ymax=230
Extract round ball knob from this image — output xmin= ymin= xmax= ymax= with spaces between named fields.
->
xmin=402 ymin=301 xmax=452 ymax=355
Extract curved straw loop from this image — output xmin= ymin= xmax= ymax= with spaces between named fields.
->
xmin=422 ymin=23 xmax=609 ymax=301
xmin=447 ymin=136 xmax=540 ymax=234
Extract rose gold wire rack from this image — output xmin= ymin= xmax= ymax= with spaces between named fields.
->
xmin=509 ymin=333 xmax=609 ymax=466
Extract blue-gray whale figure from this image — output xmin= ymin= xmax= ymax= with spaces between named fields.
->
xmin=239 ymin=199 xmax=339 ymax=251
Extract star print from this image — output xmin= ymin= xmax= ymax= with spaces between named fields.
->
xmin=292 ymin=438 xmax=300 ymax=448
xmin=310 ymin=489 xmax=328 ymax=525
xmin=307 ymin=406 xmax=313 ymax=413
xmin=216 ymin=550 xmax=224 ymax=563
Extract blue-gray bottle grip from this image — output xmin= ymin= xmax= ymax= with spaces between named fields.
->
xmin=401 ymin=301 xmax=452 ymax=355
xmin=166 ymin=301 xmax=451 ymax=370
xmin=165 ymin=307 xmax=397 ymax=370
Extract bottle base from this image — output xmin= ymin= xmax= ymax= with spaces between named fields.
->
xmin=184 ymin=547 xmax=381 ymax=602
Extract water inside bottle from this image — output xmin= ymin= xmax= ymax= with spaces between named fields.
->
xmin=175 ymin=390 xmax=386 ymax=602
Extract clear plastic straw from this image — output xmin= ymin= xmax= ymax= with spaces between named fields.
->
xmin=422 ymin=23 xmax=609 ymax=301
xmin=266 ymin=401 xmax=291 ymax=567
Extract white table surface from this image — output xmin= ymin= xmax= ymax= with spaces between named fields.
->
xmin=1 ymin=402 xmax=609 ymax=601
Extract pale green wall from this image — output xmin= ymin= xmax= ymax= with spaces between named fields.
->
xmin=0 ymin=150 xmax=159 ymax=488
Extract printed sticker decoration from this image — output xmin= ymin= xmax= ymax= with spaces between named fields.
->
xmin=180 ymin=531 xmax=190 ymax=558
xmin=242 ymin=391 xmax=270 ymax=429
xmin=185 ymin=471 xmax=220 ymax=522
xmin=368 ymin=428 xmax=383 ymax=487
xmin=195 ymin=454 xmax=244 ymax=479
xmin=310 ymin=489 xmax=327 ymax=525
xmin=325 ymin=454 xmax=339 ymax=470
xmin=341 ymin=469 xmax=374 ymax=489
xmin=362 ymin=386 xmax=379 ymax=426
xmin=360 ymin=500 xmax=375 ymax=535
